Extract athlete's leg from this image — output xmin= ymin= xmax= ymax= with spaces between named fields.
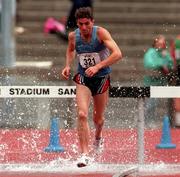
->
xmin=93 ymin=89 xmax=109 ymax=140
xmin=76 ymin=84 xmax=91 ymax=154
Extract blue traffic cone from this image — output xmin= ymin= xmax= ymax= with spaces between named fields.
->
xmin=156 ymin=115 xmax=176 ymax=149
xmin=44 ymin=117 xmax=64 ymax=152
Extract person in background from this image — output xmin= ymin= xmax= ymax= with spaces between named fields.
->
xmin=144 ymin=35 xmax=173 ymax=86
xmin=61 ymin=7 xmax=122 ymax=167
xmin=66 ymin=0 xmax=93 ymax=30
xmin=170 ymin=35 xmax=180 ymax=126
xmin=143 ymin=35 xmax=174 ymax=127
xmin=170 ymin=35 xmax=180 ymax=84
xmin=44 ymin=0 xmax=93 ymax=40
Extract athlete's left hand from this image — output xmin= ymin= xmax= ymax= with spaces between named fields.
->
xmin=85 ymin=66 xmax=99 ymax=77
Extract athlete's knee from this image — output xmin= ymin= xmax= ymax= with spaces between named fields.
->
xmin=93 ymin=116 xmax=104 ymax=126
xmin=78 ymin=110 xmax=88 ymax=121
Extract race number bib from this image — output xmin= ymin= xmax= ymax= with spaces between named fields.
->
xmin=78 ymin=53 xmax=101 ymax=68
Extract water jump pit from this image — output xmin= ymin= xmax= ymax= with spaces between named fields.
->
xmin=0 ymin=128 xmax=180 ymax=177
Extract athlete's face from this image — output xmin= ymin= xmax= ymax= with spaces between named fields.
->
xmin=77 ymin=18 xmax=94 ymax=36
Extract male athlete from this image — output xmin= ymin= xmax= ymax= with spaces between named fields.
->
xmin=62 ymin=7 xmax=122 ymax=167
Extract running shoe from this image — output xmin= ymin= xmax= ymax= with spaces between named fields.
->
xmin=76 ymin=154 xmax=93 ymax=168
xmin=93 ymin=138 xmax=104 ymax=153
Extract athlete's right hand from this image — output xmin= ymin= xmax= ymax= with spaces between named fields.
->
xmin=61 ymin=66 xmax=70 ymax=80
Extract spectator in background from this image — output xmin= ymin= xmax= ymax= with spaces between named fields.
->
xmin=170 ymin=35 xmax=180 ymax=126
xmin=66 ymin=0 xmax=93 ymax=30
xmin=143 ymin=35 xmax=174 ymax=127
xmin=170 ymin=35 xmax=180 ymax=85
xmin=144 ymin=35 xmax=173 ymax=86
xmin=44 ymin=0 xmax=93 ymax=40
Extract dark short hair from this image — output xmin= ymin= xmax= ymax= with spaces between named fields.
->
xmin=75 ymin=7 xmax=93 ymax=20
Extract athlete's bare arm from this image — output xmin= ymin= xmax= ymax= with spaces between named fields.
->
xmin=61 ymin=32 xmax=76 ymax=79
xmin=85 ymin=27 xmax=122 ymax=77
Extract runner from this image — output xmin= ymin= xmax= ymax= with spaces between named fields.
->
xmin=61 ymin=7 xmax=122 ymax=167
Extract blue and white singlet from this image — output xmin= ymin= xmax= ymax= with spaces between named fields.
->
xmin=75 ymin=26 xmax=111 ymax=77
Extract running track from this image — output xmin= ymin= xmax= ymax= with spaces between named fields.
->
xmin=0 ymin=128 xmax=180 ymax=177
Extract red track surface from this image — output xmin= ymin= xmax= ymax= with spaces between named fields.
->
xmin=0 ymin=128 xmax=180 ymax=177
xmin=0 ymin=128 xmax=180 ymax=163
